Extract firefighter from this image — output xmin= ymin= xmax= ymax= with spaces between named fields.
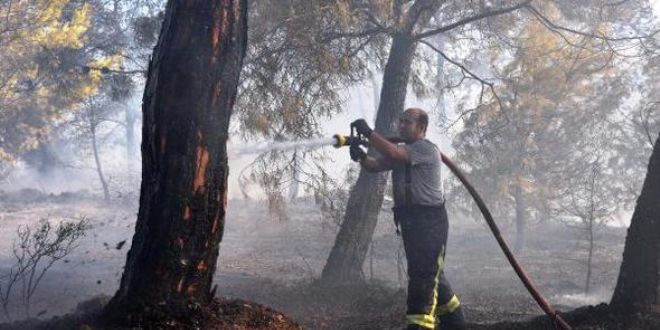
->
xmin=349 ymin=108 xmax=466 ymax=330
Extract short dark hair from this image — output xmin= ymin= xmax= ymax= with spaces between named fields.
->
xmin=406 ymin=107 xmax=428 ymax=133
xmin=417 ymin=111 xmax=428 ymax=132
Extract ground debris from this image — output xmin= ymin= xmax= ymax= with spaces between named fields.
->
xmin=0 ymin=297 xmax=303 ymax=330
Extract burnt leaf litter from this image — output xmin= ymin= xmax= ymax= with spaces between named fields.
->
xmin=0 ymin=283 xmax=658 ymax=330
xmin=0 ymin=193 xmax=658 ymax=329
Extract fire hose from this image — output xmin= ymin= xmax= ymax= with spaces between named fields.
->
xmin=332 ymin=132 xmax=572 ymax=330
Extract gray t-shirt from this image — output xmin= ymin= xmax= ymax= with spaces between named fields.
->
xmin=387 ymin=139 xmax=444 ymax=207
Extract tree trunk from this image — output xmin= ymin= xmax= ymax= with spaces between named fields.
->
xmin=585 ymin=215 xmax=594 ymax=294
xmin=610 ymin=133 xmax=660 ymax=312
xmin=106 ymin=0 xmax=247 ymax=313
xmin=435 ymin=36 xmax=445 ymax=111
xmin=321 ymin=33 xmax=416 ymax=284
xmin=513 ymin=184 xmax=526 ymax=254
xmin=90 ymin=122 xmax=110 ymax=203
xmin=125 ymin=105 xmax=137 ymax=174
xmin=289 ymin=150 xmax=299 ymax=200
xmin=585 ymin=169 xmax=596 ymax=295
xmin=370 ymin=68 xmax=380 ymax=120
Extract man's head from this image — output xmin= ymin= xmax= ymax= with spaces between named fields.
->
xmin=398 ymin=107 xmax=428 ymax=143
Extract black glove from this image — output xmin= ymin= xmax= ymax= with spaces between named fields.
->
xmin=349 ymin=144 xmax=367 ymax=162
xmin=351 ymin=119 xmax=373 ymax=138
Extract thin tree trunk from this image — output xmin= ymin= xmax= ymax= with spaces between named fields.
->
xmin=321 ymin=1 xmax=443 ymax=284
xmin=513 ymin=184 xmax=526 ymax=254
xmin=610 ymin=133 xmax=660 ymax=312
xmin=125 ymin=106 xmax=136 ymax=174
xmin=321 ymin=33 xmax=416 ymax=284
xmin=289 ymin=151 xmax=299 ymax=200
xmin=91 ymin=123 xmax=110 ymax=203
xmin=435 ymin=37 xmax=445 ymax=110
xmin=106 ymin=0 xmax=247 ymax=313
xmin=585 ymin=168 xmax=596 ymax=295
xmin=370 ymin=68 xmax=380 ymax=121
xmin=585 ymin=215 xmax=593 ymax=294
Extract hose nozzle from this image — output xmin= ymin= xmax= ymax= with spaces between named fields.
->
xmin=332 ymin=134 xmax=350 ymax=148
xmin=332 ymin=134 xmax=367 ymax=148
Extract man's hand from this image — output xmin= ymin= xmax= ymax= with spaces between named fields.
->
xmin=349 ymin=144 xmax=367 ymax=162
xmin=351 ymin=119 xmax=373 ymax=138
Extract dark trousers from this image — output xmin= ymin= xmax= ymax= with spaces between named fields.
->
xmin=393 ymin=204 xmax=465 ymax=329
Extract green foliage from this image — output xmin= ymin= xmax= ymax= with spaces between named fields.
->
xmin=236 ymin=0 xmax=444 ymax=198
xmin=235 ymin=0 xmax=390 ymax=198
xmin=237 ymin=0 xmax=385 ymax=141
xmin=448 ymin=5 xmax=634 ymax=227
xmin=235 ymin=0 xmax=658 ymax=206
xmin=0 ymin=0 xmax=127 ymax=164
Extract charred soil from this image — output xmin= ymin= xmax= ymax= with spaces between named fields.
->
xmin=0 ymin=297 xmax=302 ymax=330
xmin=1 ymin=286 xmax=658 ymax=330
xmin=0 ymin=194 xmax=657 ymax=329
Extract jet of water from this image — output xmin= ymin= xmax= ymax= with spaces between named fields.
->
xmin=229 ymin=137 xmax=338 ymax=156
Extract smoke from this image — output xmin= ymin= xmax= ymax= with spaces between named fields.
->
xmin=2 ymin=137 xmax=140 ymax=196
xmin=556 ymin=289 xmax=613 ymax=308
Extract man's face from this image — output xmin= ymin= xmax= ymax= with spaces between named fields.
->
xmin=398 ymin=110 xmax=424 ymax=142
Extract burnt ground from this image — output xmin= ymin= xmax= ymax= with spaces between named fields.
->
xmin=0 ymin=191 xmax=657 ymax=329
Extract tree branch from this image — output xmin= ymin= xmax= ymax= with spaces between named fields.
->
xmin=525 ymin=4 xmax=660 ymax=42
xmin=362 ymin=7 xmax=389 ymax=35
xmin=641 ymin=101 xmax=659 ymax=147
xmin=405 ymin=0 xmax=441 ymax=32
xmin=4 ymin=0 xmax=13 ymax=32
xmin=321 ymin=27 xmax=384 ymax=42
xmin=419 ymin=39 xmax=504 ymax=110
xmin=414 ymin=1 xmax=532 ymax=40
xmin=83 ymin=66 xmax=146 ymax=75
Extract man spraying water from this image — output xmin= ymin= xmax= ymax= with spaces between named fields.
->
xmin=349 ymin=108 xmax=466 ymax=330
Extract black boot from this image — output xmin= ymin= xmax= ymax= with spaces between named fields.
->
xmin=405 ymin=325 xmax=431 ymax=330
xmin=437 ymin=306 xmax=467 ymax=330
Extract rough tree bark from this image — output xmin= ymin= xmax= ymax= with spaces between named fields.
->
xmin=106 ymin=0 xmax=247 ymax=313
xmin=321 ymin=34 xmax=415 ymax=284
xmin=321 ymin=0 xmax=443 ymax=284
xmin=610 ymin=133 xmax=660 ymax=312
xmin=320 ymin=0 xmax=529 ymax=285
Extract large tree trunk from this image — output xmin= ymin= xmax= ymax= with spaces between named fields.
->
xmin=610 ymin=133 xmax=660 ymax=312
xmin=321 ymin=33 xmax=416 ymax=284
xmin=106 ymin=0 xmax=247 ymax=312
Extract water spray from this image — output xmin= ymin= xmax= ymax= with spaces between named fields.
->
xmin=229 ymin=123 xmax=370 ymax=156
xmin=229 ymin=137 xmax=338 ymax=156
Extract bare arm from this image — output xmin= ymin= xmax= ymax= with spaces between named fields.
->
xmin=368 ymin=132 xmax=410 ymax=164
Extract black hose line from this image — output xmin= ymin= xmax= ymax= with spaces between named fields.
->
xmin=440 ymin=152 xmax=572 ymax=330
